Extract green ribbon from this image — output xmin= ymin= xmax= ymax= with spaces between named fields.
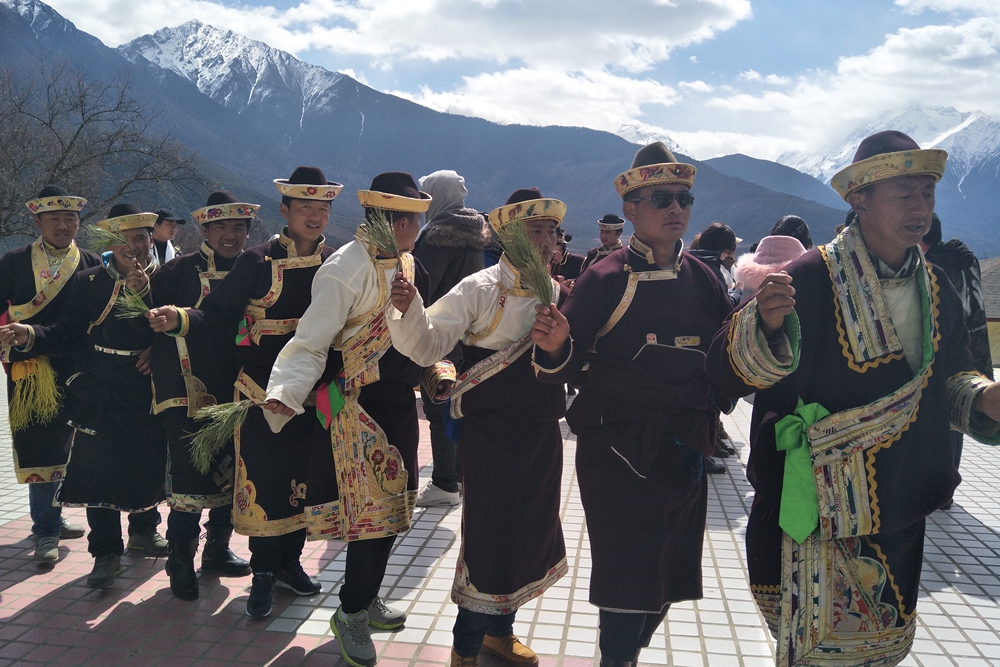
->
xmin=774 ymin=398 xmax=829 ymax=543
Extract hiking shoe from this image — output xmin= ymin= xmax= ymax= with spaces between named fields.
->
xmin=450 ymin=649 xmax=479 ymax=667
xmin=481 ymin=634 xmax=538 ymax=666
xmin=276 ymin=561 xmax=321 ymax=596
xmin=415 ymin=482 xmax=461 ymax=508
xmin=367 ymin=596 xmax=406 ymax=629
xmin=34 ymin=536 xmax=59 ymax=564
xmin=246 ymin=572 xmax=276 ymax=619
xmin=330 ymin=606 xmax=377 ymax=667
xmin=87 ymin=554 xmax=122 ymax=589
xmin=60 ymin=519 xmax=85 ymax=539
xmin=127 ymin=530 xmax=169 ymax=557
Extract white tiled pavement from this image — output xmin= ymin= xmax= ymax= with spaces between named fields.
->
xmin=2 ymin=382 xmax=1000 ymax=666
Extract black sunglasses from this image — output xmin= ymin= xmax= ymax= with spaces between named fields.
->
xmin=628 ymin=191 xmax=695 ymax=209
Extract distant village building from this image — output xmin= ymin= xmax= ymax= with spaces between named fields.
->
xmin=982 ymin=256 xmax=1000 ymax=365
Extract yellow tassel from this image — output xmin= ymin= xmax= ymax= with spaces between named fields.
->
xmin=9 ymin=358 xmax=62 ymax=433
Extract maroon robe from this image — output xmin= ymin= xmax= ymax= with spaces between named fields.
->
xmin=537 ymin=240 xmax=732 ymax=612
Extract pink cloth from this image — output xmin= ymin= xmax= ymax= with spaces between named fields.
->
xmin=733 ymin=235 xmax=807 ymax=294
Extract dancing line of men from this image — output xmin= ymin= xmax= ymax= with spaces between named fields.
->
xmin=2 ymin=130 xmax=1000 ymax=667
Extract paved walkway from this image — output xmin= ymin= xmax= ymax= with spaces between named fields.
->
xmin=1 ymin=383 xmax=999 ymax=666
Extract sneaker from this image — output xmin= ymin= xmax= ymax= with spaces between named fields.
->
xmin=480 ymin=634 xmax=538 ymax=666
xmin=450 ymin=648 xmax=479 ymax=667
xmin=60 ymin=520 xmax=85 ymax=540
xmin=415 ymin=482 xmax=461 ymax=508
xmin=87 ymin=554 xmax=122 ymax=589
xmin=367 ymin=596 xmax=406 ymax=630
xmin=127 ymin=530 xmax=169 ymax=557
xmin=34 ymin=536 xmax=59 ymax=564
xmin=246 ymin=572 xmax=276 ymax=619
xmin=276 ymin=561 xmax=322 ymax=596
xmin=706 ymin=457 xmax=726 ymax=475
xmin=330 ymin=606 xmax=377 ymax=667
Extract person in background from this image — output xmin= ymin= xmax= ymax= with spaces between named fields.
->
xmin=551 ymin=229 xmax=585 ymax=286
xmin=581 ymin=214 xmax=625 ymax=272
xmin=411 ymin=170 xmax=490 ymax=508
xmin=921 ymin=212 xmax=994 ymax=509
xmin=734 ymin=217 xmax=810 ymax=297
xmin=769 ymin=215 xmax=813 ymax=251
xmin=152 ymin=209 xmax=186 ymax=265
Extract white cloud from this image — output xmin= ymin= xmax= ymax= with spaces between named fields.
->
xmin=763 ymin=74 xmax=790 ymax=85
xmin=679 ymin=80 xmax=714 ymax=92
xmin=689 ymin=55 xmax=699 ymax=63
xmin=738 ymin=69 xmax=761 ymax=81
xmin=667 ymin=130 xmax=805 ymax=161
xmin=896 ymin=0 xmax=1000 ymax=14
xmin=737 ymin=70 xmax=788 ymax=85
xmin=45 ymin=0 xmax=752 ymax=73
xmin=389 ymin=68 xmax=680 ymax=131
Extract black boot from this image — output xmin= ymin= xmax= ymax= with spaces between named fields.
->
xmin=165 ymin=538 xmax=199 ymax=601
xmin=201 ymin=524 xmax=251 ymax=577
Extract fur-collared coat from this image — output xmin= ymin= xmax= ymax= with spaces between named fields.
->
xmin=413 ymin=207 xmax=490 ymax=305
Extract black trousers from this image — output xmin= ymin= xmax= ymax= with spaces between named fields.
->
xmin=165 ymin=505 xmax=233 ymax=543
xmin=340 ymin=535 xmax=396 ymax=614
xmin=453 ymin=607 xmax=516 ymax=657
xmin=598 ymin=607 xmax=670 ymax=661
xmin=248 ymin=529 xmax=306 ymax=573
xmin=86 ymin=507 xmax=161 ymax=557
xmin=421 ymin=386 xmax=461 ymax=493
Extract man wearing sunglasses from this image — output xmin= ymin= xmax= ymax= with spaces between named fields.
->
xmin=530 ymin=142 xmax=733 ymax=665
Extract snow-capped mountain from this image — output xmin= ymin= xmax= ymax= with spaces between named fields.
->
xmin=0 ymin=0 xmax=100 ymax=45
xmin=781 ymin=105 xmax=1000 ymax=187
xmin=119 ymin=21 xmax=346 ymax=119
xmin=616 ymin=123 xmax=685 ymax=156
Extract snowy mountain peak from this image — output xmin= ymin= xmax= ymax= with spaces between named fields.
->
xmin=1 ymin=0 xmax=99 ymax=44
xmin=781 ymin=105 xmax=1000 ymax=185
xmin=616 ymin=123 xmax=685 ymax=156
xmin=118 ymin=21 xmax=345 ymax=117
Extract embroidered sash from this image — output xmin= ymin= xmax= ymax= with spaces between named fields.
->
xmin=305 ymin=252 xmax=417 ymax=541
xmin=449 ymin=332 xmax=534 ymax=420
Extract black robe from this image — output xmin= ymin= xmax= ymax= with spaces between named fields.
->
xmin=32 ymin=258 xmax=166 ymax=512
xmin=149 ymin=243 xmax=240 ymax=511
xmin=0 ymin=241 xmax=101 ymax=483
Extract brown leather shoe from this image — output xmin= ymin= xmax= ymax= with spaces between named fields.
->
xmin=481 ymin=635 xmax=538 ymax=666
xmin=451 ymin=648 xmax=479 ymax=667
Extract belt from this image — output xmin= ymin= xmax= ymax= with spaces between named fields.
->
xmin=93 ymin=345 xmax=143 ymax=357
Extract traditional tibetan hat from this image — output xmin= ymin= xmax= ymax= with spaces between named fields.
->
xmin=96 ymin=203 xmax=158 ymax=232
xmin=598 ymin=213 xmax=625 ymax=231
xmin=153 ymin=209 xmax=186 ymax=225
xmin=830 ymin=130 xmax=947 ymax=201
xmin=191 ymin=190 xmax=259 ymax=224
xmin=274 ymin=166 xmax=344 ymax=201
xmin=557 ymin=228 xmax=573 ymax=245
xmin=614 ymin=141 xmax=697 ymax=199
xmin=488 ymin=188 xmax=566 ymax=234
xmin=357 ymin=172 xmax=432 ymax=213
xmin=25 ymin=184 xmax=87 ymax=215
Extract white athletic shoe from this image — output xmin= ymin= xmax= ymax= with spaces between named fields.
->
xmin=415 ymin=482 xmax=461 ymax=508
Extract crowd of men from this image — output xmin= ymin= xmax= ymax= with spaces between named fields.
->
xmin=1 ymin=130 xmax=999 ymax=667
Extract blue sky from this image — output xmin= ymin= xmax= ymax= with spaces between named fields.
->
xmin=43 ymin=0 xmax=1000 ymax=161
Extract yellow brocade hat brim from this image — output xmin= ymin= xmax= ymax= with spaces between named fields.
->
xmin=191 ymin=202 xmax=260 ymax=224
xmin=598 ymin=222 xmax=624 ymax=231
xmin=488 ymin=198 xmax=566 ymax=234
xmin=830 ymin=149 xmax=948 ymax=200
xmin=96 ymin=212 xmax=158 ymax=232
xmin=25 ymin=196 xmax=87 ymax=215
xmin=614 ymin=162 xmax=697 ymax=198
xmin=273 ymin=179 xmax=344 ymax=201
xmin=357 ymin=190 xmax=432 ymax=214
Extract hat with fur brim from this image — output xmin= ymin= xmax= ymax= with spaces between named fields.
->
xmin=357 ymin=171 xmax=432 ymax=213
xmin=192 ymin=190 xmax=260 ymax=224
xmin=25 ymin=185 xmax=87 ymax=216
xmin=614 ymin=142 xmax=697 ymax=199
xmin=96 ymin=203 xmax=158 ymax=232
xmin=597 ymin=214 xmax=625 ymax=231
xmin=488 ymin=188 xmax=566 ymax=234
xmin=274 ymin=166 xmax=344 ymax=201
xmin=830 ymin=130 xmax=947 ymax=201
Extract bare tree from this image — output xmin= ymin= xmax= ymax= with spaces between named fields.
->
xmin=0 ymin=62 xmax=205 ymax=242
